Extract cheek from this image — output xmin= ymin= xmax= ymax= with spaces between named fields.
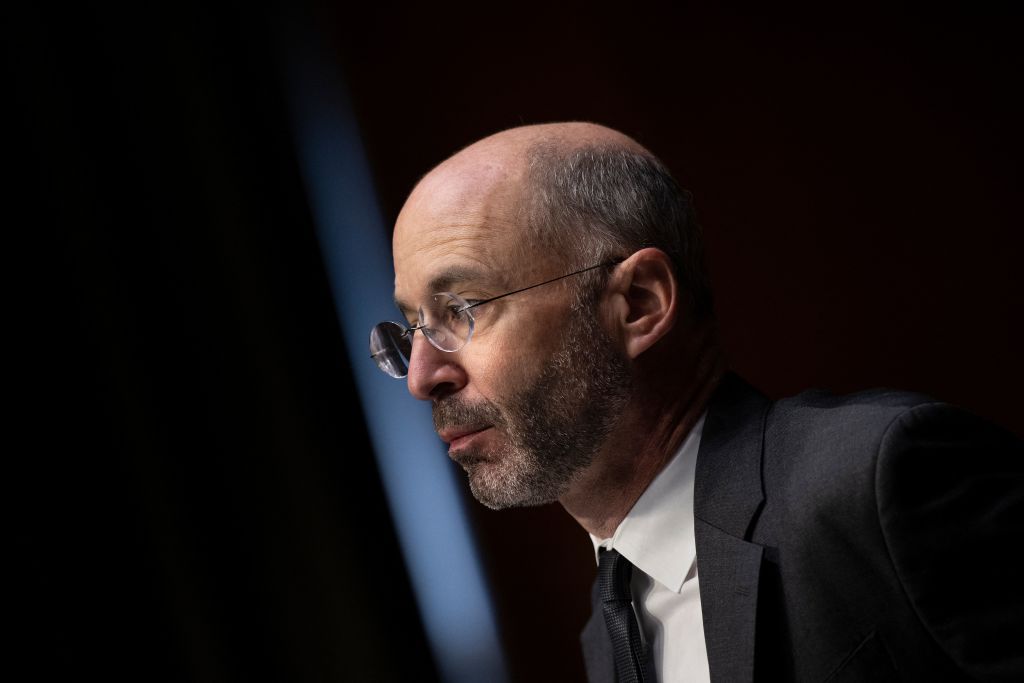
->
xmin=460 ymin=328 xmax=545 ymax=399
xmin=459 ymin=340 xmax=525 ymax=400
xmin=461 ymin=301 xmax=567 ymax=395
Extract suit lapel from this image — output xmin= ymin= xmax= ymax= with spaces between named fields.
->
xmin=695 ymin=520 xmax=764 ymax=682
xmin=695 ymin=373 xmax=771 ymax=683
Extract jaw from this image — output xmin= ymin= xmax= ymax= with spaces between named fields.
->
xmin=555 ymin=353 xmax=721 ymax=539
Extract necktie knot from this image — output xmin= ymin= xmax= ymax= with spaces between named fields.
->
xmin=598 ymin=548 xmax=634 ymax=603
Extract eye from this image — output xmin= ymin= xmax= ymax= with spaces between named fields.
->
xmin=443 ymin=301 xmax=470 ymax=324
xmin=425 ymin=293 xmax=476 ymax=330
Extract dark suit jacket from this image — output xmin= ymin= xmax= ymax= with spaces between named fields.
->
xmin=581 ymin=374 xmax=1023 ymax=682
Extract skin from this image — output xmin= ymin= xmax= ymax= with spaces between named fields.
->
xmin=393 ymin=122 xmax=724 ymax=538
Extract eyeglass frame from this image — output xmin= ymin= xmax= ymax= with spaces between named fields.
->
xmin=370 ymin=257 xmax=623 ymax=377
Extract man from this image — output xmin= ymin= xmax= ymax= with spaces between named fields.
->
xmin=370 ymin=122 xmax=1023 ymax=681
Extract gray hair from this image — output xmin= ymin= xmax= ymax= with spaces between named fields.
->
xmin=524 ymin=142 xmax=713 ymax=320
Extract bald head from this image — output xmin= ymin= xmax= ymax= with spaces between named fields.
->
xmin=395 ymin=122 xmax=711 ymax=320
xmin=434 ymin=122 xmax=647 ymax=175
xmin=397 ymin=123 xmax=648 ymax=242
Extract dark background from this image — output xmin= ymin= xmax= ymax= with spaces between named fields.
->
xmin=12 ymin=2 xmax=1021 ymax=681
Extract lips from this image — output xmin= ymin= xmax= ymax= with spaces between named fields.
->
xmin=439 ymin=425 xmax=491 ymax=449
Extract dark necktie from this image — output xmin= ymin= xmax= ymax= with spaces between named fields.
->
xmin=598 ymin=548 xmax=649 ymax=683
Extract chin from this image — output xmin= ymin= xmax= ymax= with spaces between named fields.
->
xmin=466 ymin=461 xmax=565 ymax=510
xmin=465 ymin=461 xmax=513 ymax=509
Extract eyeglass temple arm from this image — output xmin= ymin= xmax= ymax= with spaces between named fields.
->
xmin=461 ymin=259 xmax=624 ymax=312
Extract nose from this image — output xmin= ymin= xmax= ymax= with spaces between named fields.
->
xmin=406 ymin=331 xmax=468 ymax=401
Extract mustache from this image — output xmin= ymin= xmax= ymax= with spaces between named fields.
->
xmin=433 ymin=395 xmax=505 ymax=432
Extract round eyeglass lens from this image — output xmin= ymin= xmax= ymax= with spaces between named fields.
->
xmin=369 ymin=321 xmax=412 ymax=378
xmin=420 ymin=292 xmax=475 ymax=352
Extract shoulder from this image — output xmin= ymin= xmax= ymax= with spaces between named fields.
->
xmin=769 ymin=385 xmax=937 ymax=443
xmin=761 ymin=387 xmax=940 ymax=490
xmin=760 ymin=387 xmax=1022 ymax=532
xmin=762 ymin=387 xmax=1024 ymax=678
xmin=874 ymin=402 xmax=1024 ymax=679
xmin=765 ymin=386 xmax=1020 ymax=477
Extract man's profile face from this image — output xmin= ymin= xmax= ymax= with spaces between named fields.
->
xmin=391 ymin=157 xmax=632 ymax=508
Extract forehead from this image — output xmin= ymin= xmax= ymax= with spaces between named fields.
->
xmin=392 ymin=162 xmax=541 ymax=305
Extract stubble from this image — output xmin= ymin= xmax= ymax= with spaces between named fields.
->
xmin=434 ymin=306 xmax=632 ymax=509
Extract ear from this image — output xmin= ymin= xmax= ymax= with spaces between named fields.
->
xmin=607 ymin=248 xmax=678 ymax=359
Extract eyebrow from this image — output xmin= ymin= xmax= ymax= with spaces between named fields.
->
xmin=393 ymin=265 xmax=494 ymax=314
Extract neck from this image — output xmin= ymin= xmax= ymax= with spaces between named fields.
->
xmin=559 ymin=322 xmax=725 ymax=538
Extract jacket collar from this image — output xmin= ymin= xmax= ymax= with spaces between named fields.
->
xmin=694 ymin=372 xmax=770 ymax=535
xmin=694 ymin=372 xmax=771 ymax=682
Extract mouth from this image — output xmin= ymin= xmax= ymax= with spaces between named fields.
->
xmin=438 ymin=425 xmax=492 ymax=452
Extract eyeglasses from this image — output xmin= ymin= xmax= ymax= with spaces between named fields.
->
xmin=370 ymin=259 xmax=621 ymax=378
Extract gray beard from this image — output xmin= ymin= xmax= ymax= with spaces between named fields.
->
xmin=433 ymin=307 xmax=632 ymax=509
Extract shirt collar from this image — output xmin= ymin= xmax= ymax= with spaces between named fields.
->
xmin=590 ymin=412 xmax=705 ymax=593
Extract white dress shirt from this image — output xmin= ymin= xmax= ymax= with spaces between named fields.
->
xmin=590 ymin=413 xmax=710 ymax=683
